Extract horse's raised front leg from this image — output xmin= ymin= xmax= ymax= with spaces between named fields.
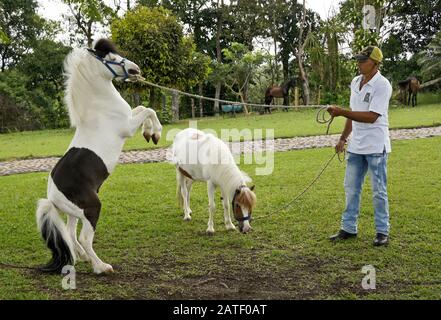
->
xmin=127 ymin=106 xmax=150 ymax=137
xmin=128 ymin=106 xmax=162 ymax=144
xmin=142 ymin=107 xmax=162 ymax=145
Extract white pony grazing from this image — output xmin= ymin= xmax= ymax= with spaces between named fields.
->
xmin=35 ymin=39 xmax=162 ymax=274
xmin=171 ymin=128 xmax=256 ymax=235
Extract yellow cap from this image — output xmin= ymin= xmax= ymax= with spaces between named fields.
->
xmin=353 ymin=46 xmax=383 ymax=63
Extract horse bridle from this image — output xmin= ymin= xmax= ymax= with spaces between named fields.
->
xmin=232 ymin=185 xmax=252 ymax=222
xmin=87 ymin=49 xmax=130 ymax=81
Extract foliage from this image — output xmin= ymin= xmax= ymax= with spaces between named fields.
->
xmin=417 ymin=31 xmax=441 ymax=82
xmin=62 ymin=0 xmax=117 ymax=47
xmin=111 ymin=6 xmax=210 ymax=118
xmin=338 ymin=0 xmax=384 ymax=52
xmin=385 ymin=0 xmax=441 ymax=54
xmin=0 ymin=0 xmax=55 ymax=71
xmin=220 ymin=42 xmax=267 ymax=112
xmin=112 ymin=6 xmax=208 ymax=88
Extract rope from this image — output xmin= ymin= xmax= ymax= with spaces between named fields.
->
xmin=133 ymin=76 xmax=346 ymax=219
xmin=316 ymin=105 xmax=334 ymax=134
xmin=255 ymin=150 xmax=344 ymax=220
xmin=133 ymin=75 xmax=326 ymax=110
xmin=255 ymin=105 xmax=346 ymax=221
xmin=0 ymin=262 xmax=40 ymax=271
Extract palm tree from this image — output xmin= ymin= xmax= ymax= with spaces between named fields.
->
xmin=418 ymin=32 xmax=441 ymax=88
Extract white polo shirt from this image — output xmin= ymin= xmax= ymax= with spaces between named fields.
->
xmin=348 ymin=71 xmax=392 ymax=155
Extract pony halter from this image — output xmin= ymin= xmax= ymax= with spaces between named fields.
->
xmin=87 ymin=49 xmax=130 ymax=81
xmin=232 ymin=185 xmax=252 ymax=222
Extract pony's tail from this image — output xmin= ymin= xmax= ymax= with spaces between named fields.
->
xmin=36 ymin=199 xmax=75 ymax=273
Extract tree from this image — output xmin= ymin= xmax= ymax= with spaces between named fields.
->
xmin=213 ymin=0 xmax=225 ymax=116
xmin=296 ymin=0 xmax=311 ymax=105
xmin=111 ymin=6 xmax=210 ymax=112
xmin=0 ymin=0 xmax=50 ymax=71
xmin=418 ymin=31 xmax=441 ymax=84
xmin=62 ymin=0 xmax=117 ymax=47
xmin=221 ymin=42 xmax=267 ymax=114
xmin=385 ymin=0 xmax=441 ymax=54
xmin=17 ymin=39 xmax=72 ymax=127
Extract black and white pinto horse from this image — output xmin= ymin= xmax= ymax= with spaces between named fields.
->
xmin=36 ymin=39 xmax=162 ymax=274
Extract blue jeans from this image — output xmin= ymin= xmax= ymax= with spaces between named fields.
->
xmin=341 ymin=150 xmax=390 ymax=235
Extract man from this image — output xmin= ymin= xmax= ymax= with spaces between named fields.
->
xmin=327 ymin=46 xmax=392 ymax=246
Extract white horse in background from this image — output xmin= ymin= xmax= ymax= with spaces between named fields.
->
xmin=36 ymin=39 xmax=162 ymax=274
xmin=171 ymin=128 xmax=256 ymax=235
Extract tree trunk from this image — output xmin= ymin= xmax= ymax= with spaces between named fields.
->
xmin=191 ymin=98 xmax=195 ymax=119
xmin=133 ymin=90 xmax=141 ymax=106
xmin=282 ymin=57 xmax=289 ymax=84
xmin=213 ymin=0 xmax=224 ymax=116
xmin=239 ymin=93 xmax=249 ymax=114
xmin=273 ymin=35 xmax=278 ymax=84
xmin=87 ymin=21 xmax=93 ymax=48
xmin=199 ymin=83 xmax=204 ymax=117
xmin=171 ymin=90 xmax=180 ymax=122
xmin=420 ymin=77 xmax=441 ymax=89
xmin=296 ymin=0 xmax=310 ymax=105
xmin=148 ymin=87 xmax=161 ymax=110
xmin=214 ymin=83 xmax=221 ymax=116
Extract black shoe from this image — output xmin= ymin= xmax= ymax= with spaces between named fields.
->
xmin=373 ymin=233 xmax=389 ymax=246
xmin=329 ymin=229 xmax=357 ymax=241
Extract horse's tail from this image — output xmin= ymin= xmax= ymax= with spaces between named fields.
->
xmin=264 ymin=87 xmax=272 ymax=105
xmin=36 ymin=199 xmax=75 ymax=273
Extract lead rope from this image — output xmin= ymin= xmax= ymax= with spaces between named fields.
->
xmin=255 ymin=106 xmax=346 ymax=220
xmin=316 ymin=105 xmax=334 ymax=135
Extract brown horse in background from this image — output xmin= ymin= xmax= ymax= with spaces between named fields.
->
xmin=264 ymin=78 xmax=297 ymax=113
xmin=398 ymin=77 xmax=420 ymax=107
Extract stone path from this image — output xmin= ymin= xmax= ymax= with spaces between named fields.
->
xmin=1 ymin=126 xmax=441 ymax=176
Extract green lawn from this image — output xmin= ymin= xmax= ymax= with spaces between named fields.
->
xmin=0 ymin=103 xmax=440 ymax=161
xmin=0 ymin=136 xmax=440 ymax=299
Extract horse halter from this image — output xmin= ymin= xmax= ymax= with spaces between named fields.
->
xmin=232 ymin=185 xmax=252 ymax=222
xmin=87 ymin=49 xmax=130 ymax=81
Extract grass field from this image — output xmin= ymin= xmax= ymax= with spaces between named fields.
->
xmin=0 ymin=103 xmax=440 ymax=161
xmin=0 ymin=136 xmax=440 ymax=299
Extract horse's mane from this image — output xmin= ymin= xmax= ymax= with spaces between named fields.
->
xmin=63 ymin=39 xmax=119 ymax=128
xmin=63 ymin=48 xmax=90 ymax=127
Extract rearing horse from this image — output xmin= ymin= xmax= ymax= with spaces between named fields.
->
xmin=264 ymin=78 xmax=297 ymax=113
xmin=35 ymin=39 xmax=163 ymax=274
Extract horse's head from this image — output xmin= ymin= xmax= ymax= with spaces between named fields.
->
xmin=88 ymin=38 xmax=141 ymax=82
xmin=287 ymin=78 xmax=297 ymax=88
xmin=232 ymin=185 xmax=256 ymax=234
